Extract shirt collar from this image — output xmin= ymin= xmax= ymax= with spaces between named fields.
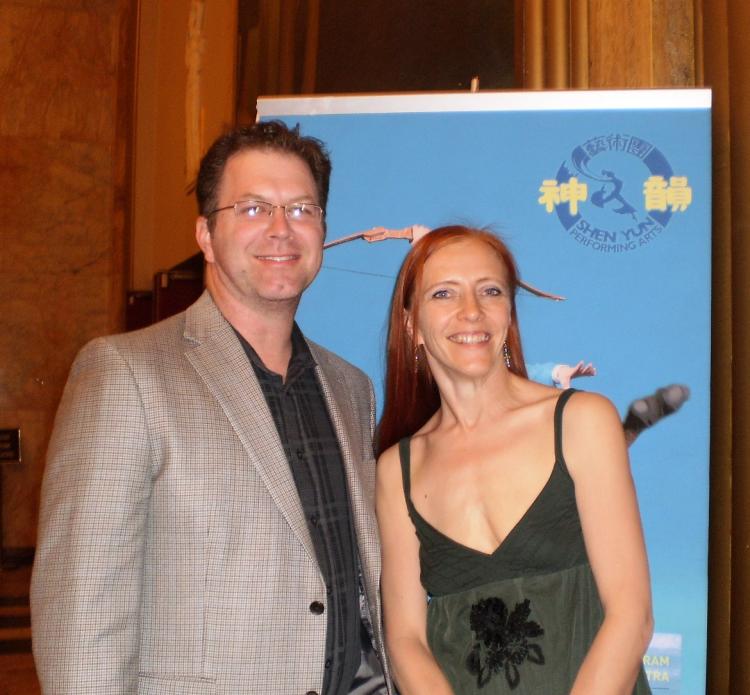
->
xmin=234 ymin=322 xmax=316 ymax=378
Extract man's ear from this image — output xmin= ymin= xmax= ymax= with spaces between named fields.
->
xmin=195 ymin=217 xmax=215 ymax=263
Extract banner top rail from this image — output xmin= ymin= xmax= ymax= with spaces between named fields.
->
xmin=257 ymin=89 xmax=711 ymax=118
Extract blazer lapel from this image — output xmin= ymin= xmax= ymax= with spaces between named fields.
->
xmin=310 ymin=344 xmax=381 ymax=604
xmin=183 ymin=292 xmax=317 ymax=566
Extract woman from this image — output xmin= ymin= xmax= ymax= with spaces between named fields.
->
xmin=376 ymin=226 xmax=653 ymax=694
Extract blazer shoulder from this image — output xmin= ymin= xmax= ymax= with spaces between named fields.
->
xmin=66 ymin=311 xmax=190 ymax=385
xmin=92 ymin=312 xmax=187 ymax=359
xmin=92 ymin=290 xmax=216 ymax=358
xmin=307 ymin=339 xmax=371 ymax=384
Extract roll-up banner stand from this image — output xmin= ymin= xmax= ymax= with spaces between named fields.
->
xmin=259 ymin=89 xmax=712 ymax=694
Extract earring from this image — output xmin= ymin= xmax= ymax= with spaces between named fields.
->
xmin=502 ymin=341 xmax=512 ymax=369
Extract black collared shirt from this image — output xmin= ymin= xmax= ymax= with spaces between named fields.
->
xmin=236 ymin=325 xmax=362 ymax=695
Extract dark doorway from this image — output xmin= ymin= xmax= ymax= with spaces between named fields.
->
xmin=237 ymin=0 xmax=515 ymax=123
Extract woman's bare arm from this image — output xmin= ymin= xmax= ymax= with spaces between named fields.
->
xmin=376 ymin=444 xmax=455 ymax=695
xmin=564 ymin=392 xmax=653 ymax=694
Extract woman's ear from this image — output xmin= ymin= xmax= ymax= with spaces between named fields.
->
xmin=406 ymin=311 xmax=421 ymax=345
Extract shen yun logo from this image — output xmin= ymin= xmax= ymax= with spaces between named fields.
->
xmin=538 ymin=134 xmax=693 ymax=253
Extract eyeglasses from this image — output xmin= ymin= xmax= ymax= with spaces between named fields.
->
xmin=206 ymin=199 xmax=324 ymax=226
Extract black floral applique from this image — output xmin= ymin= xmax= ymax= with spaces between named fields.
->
xmin=465 ymin=597 xmax=545 ymax=689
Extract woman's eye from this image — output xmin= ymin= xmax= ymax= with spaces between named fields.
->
xmin=483 ymin=287 xmax=503 ymax=296
xmin=432 ymin=289 xmax=450 ymax=299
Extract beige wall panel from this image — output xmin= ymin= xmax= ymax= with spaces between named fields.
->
xmin=587 ymin=0 xmax=653 ymax=86
xmin=652 ymin=0 xmax=695 ymax=85
xmin=522 ymin=0 xmax=545 ymax=87
xmin=131 ymin=0 xmax=237 ymax=290
xmin=544 ymin=0 xmax=570 ymax=87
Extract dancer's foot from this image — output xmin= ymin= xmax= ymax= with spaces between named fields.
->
xmin=624 ymin=384 xmax=690 ymax=441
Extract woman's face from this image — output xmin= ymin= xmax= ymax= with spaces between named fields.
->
xmin=412 ymin=237 xmax=512 ymax=380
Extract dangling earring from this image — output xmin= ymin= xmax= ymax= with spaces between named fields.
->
xmin=503 ymin=341 xmax=512 ymax=369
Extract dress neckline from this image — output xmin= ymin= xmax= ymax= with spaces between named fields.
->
xmin=398 ymin=388 xmax=577 ymax=559
xmin=401 ymin=440 xmax=561 ymax=558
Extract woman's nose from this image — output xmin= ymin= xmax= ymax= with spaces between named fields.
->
xmin=458 ymin=294 xmax=481 ymax=320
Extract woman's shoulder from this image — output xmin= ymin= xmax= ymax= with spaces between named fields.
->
xmin=562 ymin=389 xmax=621 ymax=426
xmin=512 ymin=375 xmax=616 ymax=421
xmin=505 ymin=377 xmax=561 ymax=422
xmin=375 ymin=439 xmax=413 ymax=517
xmin=376 ymin=439 xmax=405 ymax=488
xmin=378 ymin=439 xmax=401 ymax=465
xmin=511 ymin=374 xmax=559 ymax=405
xmin=559 ymin=390 xmax=628 ymax=477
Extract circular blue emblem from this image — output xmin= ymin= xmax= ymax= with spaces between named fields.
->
xmin=548 ymin=134 xmax=678 ymax=253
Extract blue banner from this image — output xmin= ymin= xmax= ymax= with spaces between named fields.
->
xmin=259 ymin=90 xmax=711 ymax=694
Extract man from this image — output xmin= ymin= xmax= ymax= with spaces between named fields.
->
xmin=31 ymin=121 xmax=390 ymax=695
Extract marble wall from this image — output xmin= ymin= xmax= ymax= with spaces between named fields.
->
xmin=0 ymin=0 xmax=135 ymax=555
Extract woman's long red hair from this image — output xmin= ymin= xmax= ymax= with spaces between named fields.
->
xmin=377 ymin=226 xmax=528 ymax=455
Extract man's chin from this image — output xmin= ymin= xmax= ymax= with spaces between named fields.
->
xmin=257 ymin=291 xmax=305 ymax=307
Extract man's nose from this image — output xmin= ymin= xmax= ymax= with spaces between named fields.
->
xmin=266 ymin=206 xmax=293 ymax=237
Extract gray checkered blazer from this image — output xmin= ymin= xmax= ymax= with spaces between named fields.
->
xmin=31 ymin=291 xmax=391 ymax=695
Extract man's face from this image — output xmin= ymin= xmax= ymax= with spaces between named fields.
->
xmin=196 ymin=149 xmax=324 ymax=313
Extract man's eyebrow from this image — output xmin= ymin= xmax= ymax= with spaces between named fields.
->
xmin=235 ymin=192 xmax=319 ymax=203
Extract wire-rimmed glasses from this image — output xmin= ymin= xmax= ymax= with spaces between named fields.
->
xmin=206 ymin=199 xmax=324 ymax=227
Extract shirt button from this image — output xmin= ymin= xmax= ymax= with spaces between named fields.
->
xmin=310 ymin=513 xmax=319 ymax=526
xmin=305 ymin=691 xmax=319 ymax=695
xmin=324 ymin=658 xmax=332 ymax=669
xmin=309 ymin=601 xmax=325 ymax=615
xmin=296 ymin=448 xmax=305 ymax=460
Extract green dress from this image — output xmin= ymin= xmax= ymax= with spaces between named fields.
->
xmin=398 ymin=389 xmax=651 ymax=694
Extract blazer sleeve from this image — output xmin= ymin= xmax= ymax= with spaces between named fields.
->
xmin=31 ymin=337 xmax=153 ymax=694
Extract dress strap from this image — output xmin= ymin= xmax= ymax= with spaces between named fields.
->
xmin=554 ymin=388 xmax=579 ymax=465
xmin=397 ymin=437 xmax=413 ymax=504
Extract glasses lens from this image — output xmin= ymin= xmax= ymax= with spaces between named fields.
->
xmin=286 ymin=203 xmax=316 ymax=221
xmin=287 ymin=203 xmax=322 ymax=223
xmin=233 ymin=200 xmax=322 ymax=225
xmin=236 ymin=201 xmax=271 ymax=219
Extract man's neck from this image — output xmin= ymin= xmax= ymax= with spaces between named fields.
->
xmin=208 ymin=283 xmax=298 ymax=379
xmin=235 ymin=317 xmax=295 ymax=379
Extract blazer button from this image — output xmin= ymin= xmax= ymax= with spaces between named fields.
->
xmin=309 ymin=600 xmax=325 ymax=615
